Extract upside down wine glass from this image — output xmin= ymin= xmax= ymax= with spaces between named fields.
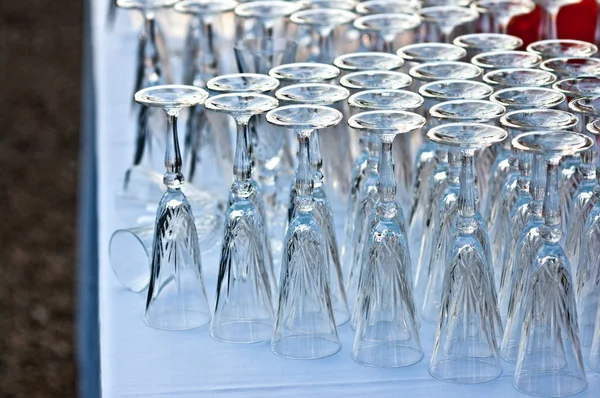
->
xmin=275 ymin=83 xmax=351 ymax=325
xmin=418 ymin=6 xmax=479 ymax=44
xmin=471 ymin=51 xmax=542 ymax=71
xmin=470 ymin=0 xmax=535 ymax=34
xmin=204 ymin=92 xmax=279 ymax=343
xmin=353 ymin=13 xmax=421 ymax=54
xmin=134 ymin=85 xmax=211 ymax=330
xmin=427 ymin=123 xmax=506 ymax=384
xmin=511 ymin=131 xmax=592 ymax=397
xmin=534 ymin=0 xmax=583 ymax=40
xmin=267 ymin=104 xmax=343 ymax=359
xmin=527 ymin=39 xmax=598 ymax=60
xmin=483 ymin=68 xmax=557 ymax=90
xmin=348 ymin=110 xmax=426 ymax=368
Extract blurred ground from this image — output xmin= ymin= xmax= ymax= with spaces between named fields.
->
xmin=0 ymin=0 xmax=81 ymax=396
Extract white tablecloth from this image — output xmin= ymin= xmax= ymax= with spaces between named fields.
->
xmin=93 ymin=1 xmax=600 ymax=396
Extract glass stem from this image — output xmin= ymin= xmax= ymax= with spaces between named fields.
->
xmin=378 ymin=141 xmax=396 ymax=203
xmin=317 ymin=27 xmax=335 ymax=63
xmin=448 ymin=149 xmax=461 ymax=185
xmin=163 ymin=109 xmax=184 ymax=190
xmin=232 ymin=118 xmax=253 ymax=197
xmin=192 ymin=17 xmax=218 ymax=85
xmin=144 ymin=13 xmax=161 ymax=84
xmin=310 ymin=130 xmax=325 ymax=190
xmin=530 ymin=154 xmax=545 ymax=218
xmin=517 ymin=153 xmax=532 ymax=194
xmin=367 ymin=133 xmax=381 ymax=174
xmin=595 ymin=7 xmax=600 ymax=45
xmin=547 ymin=9 xmax=559 ymax=40
xmin=295 ymin=130 xmax=315 ymax=213
xmin=541 ymin=159 xmax=562 ymax=243
xmin=458 ymin=150 xmax=477 ymax=218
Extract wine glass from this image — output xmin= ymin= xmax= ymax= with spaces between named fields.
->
xmin=533 ymin=0 xmax=583 ymax=40
xmin=511 ymin=130 xmax=592 ymax=397
xmin=527 ymin=39 xmax=598 ymax=60
xmin=482 ymin=68 xmax=557 ymax=89
xmin=234 ymin=0 xmax=303 ymax=40
xmin=418 ymin=6 xmax=479 ymax=43
xmin=409 ymin=61 xmax=482 ymax=92
xmin=134 ymin=85 xmax=211 ymax=330
xmin=333 ymin=51 xmax=405 ymax=75
xmin=471 ymin=50 xmax=542 ymax=71
xmin=427 ymin=123 xmax=506 ymax=384
xmin=290 ymin=8 xmax=356 ymax=64
xmin=303 ymin=0 xmax=358 ymax=10
xmin=269 ymin=62 xmax=340 ymax=86
xmin=540 ymin=57 xmax=600 ymax=80
xmin=355 ymin=0 xmax=421 ymax=15
xmin=470 ymin=0 xmax=535 ymax=34
xmin=494 ymin=109 xmax=579 ymax=324
xmin=453 ymin=32 xmax=523 ymax=59
xmin=203 ymin=92 xmax=279 ymax=343
xmin=353 ymin=13 xmax=421 ymax=53
xmin=267 ymin=104 xmax=343 ymax=359
xmin=275 ymin=83 xmax=351 ymax=326
xmin=339 ymin=70 xmax=413 ymax=93
xmin=348 ymin=110 xmax=426 ymax=368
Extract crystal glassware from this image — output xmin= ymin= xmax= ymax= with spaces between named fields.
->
xmin=133 ymin=85 xmax=211 ymax=330
xmin=234 ymin=38 xmax=298 ymax=75
xmin=527 ymin=39 xmax=599 ymax=60
xmin=397 ymin=43 xmax=466 ymax=76
xmin=495 ymin=109 xmax=579 ymax=323
xmin=353 ymin=13 xmax=421 ymax=53
xmin=540 ymin=57 xmax=600 ymax=80
xmin=482 ymin=68 xmax=557 ymax=89
xmin=269 ymin=62 xmax=340 ymax=86
xmin=333 ymin=51 xmax=405 ymax=75
xmin=234 ymin=0 xmax=302 ymax=40
xmin=471 ymin=50 xmax=542 ymax=71
xmin=414 ymin=100 xmax=505 ymax=301
xmin=303 ymin=0 xmax=358 ymax=10
xmin=573 ymin=118 xmax=600 ymax=349
xmin=204 ymin=92 xmax=279 ymax=343
xmin=453 ymin=33 xmax=523 ymax=60
xmin=427 ymin=123 xmax=506 ymax=384
xmin=290 ymin=8 xmax=356 ymax=64
xmin=348 ymin=110 xmax=426 ymax=368
xmin=274 ymin=83 xmax=351 ymax=326
xmin=511 ymin=130 xmax=592 ymax=397
xmin=409 ymin=61 xmax=482 ymax=92
xmin=533 ymin=0 xmax=583 ymax=40
xmin=470 ymin=0 xmax=535 ymax=34
xmin=419 ymin=6 xmax=479 ymax=43
xmin=267 ymin=104 xmax=343 ymax=359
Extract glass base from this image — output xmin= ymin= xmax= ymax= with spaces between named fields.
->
xmin=429 ymin=358 xmax=502 ymax=384
xmin=514 ymin=372 xmax=588 ymax=397
xmin=144 ymin=309 xmax=211 ymax=331
xmin=210 ymin=319 xmax=273 ymax=344
xmin=353 ymin=343 xmax=423 ymax=368
xmin=271 ymin=335 xmax=341 ymax=360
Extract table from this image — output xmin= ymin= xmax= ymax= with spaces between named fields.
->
xmin=87 ymin=0 xmax=600 ymax=395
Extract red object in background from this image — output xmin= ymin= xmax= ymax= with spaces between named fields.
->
xmin=507 ymin=0 xmax=598 ymax=47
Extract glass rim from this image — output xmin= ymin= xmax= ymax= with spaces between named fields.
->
xmin=397 ymin=42 xmax=466 ymax=63
xmin=347 ymin=88 xmax=424 ymax=110
xmin=453 ymin=33 xmax=522 ymax=50
xmin=429 ymin=99 xmax=506 ymax=121
xmin=409 ymin=61 xmax=482 ymax=81
xmin=499 ymin=108 xmax=579 ymax=131
xmin=471 ymin=50 xmax=542 ymax=69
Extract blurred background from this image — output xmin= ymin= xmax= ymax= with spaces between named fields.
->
xmin=1 ymin=0 xmax=81 ymax=396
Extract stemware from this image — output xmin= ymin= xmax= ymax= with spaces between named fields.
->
xmin=533 ymin=0 xmax=583 ymax=40
xmin=206 ymin=73 xmax=280 ymax=94
xmin=414 ymin=100 xmax=505 ymax=301
xmin=275 ymin=83 xmax=351 ymax=326
xmin=470 ymin=0 xmax=535 ymax=34
xmin=134 ymin=85 xmax=211 ymax=330
xmin=418 ymin=6 xmax=479 ymax=44
xmin=540 ymin=57 xmax=600 ymax=80
xmin=267 ymin=104 xmax=343 ymax=359
xmin=482 ymin=68 xmax=557 ymax=89
xmin=495 ymin=109 xmax=579 ymax=322
xmin=353 ymin=13 xmax=421 ymax=54
xmin=303 ymin=0 xmax=358 ymax=10
xmin=269 ymin=62 xmax=340 ymax=85
xmin=204 ymin=92 xmax=279 ymax=343
xmin=234 ymin=0 xmax=302 ymax=41
xmin=527 ymin=39 xmax=598 ymax=60
xmin=453 ymin=33 xmax=523 ymax=60
xmin=574 ymin=119 xmax=600 ymax=349
xmin=355 ymin=0 xmax=421 ymax=15
xmin=409 ymin=61 xmax=482 ymax=92
xmin=234 ymin=38 xmax=298 ymax=75
xmin=348 ymin=110 xmax=426 ymax=368
xmin=290 ymin=8 xmax=356 ymax=64
xmin=333 ymin=52 xmax=405 ymax=75
xmin=427 ymin=123 xmax=506 ymax=384
xmin=511 ymin=131 xmax=592 ymax=397
xmin=397 ymin=43 xmax=466 ymax=75
xmin=471 ymin=50 xmax=542 ymax=71
xmin=339 ymin=71 xmax=413 ymax=93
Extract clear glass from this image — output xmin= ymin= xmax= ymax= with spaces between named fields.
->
xmin=134 ymin=85 xmax=212 ymax=330
xmin=591 ymin=299 xmax=600 ymax=372
xmin=574 ymin=119 xmax=600 ymax=349
xmin=490 ymin=86 xmax=566 ymax=111
xmin=427 ymin=123 xmax=506 ymax=384
xmin=419 ymin=6 xmax=479 ymax=43
xmin=267 ymin=104 xmax=343 ymax=359
xmin=348 ymin=110 xmax=426 ymax=368
xmin=471 ymin=50 xmax=542 ymax=71
xmin=234 ymin=38 xmax=297 ymax=75
xmin=356 ymin=0 xmax=421 ymax=15
xmin=409 ymin=61 xmax=482 ymax=93
xmin=109 ymin=214 xmax=222 ymax=292
xmin=333 ymin=51 xmax=405 ymax=73
xmin=482 ymin=68 xmax=557 ymax=89
xmin=470 ymin=0 xmax=535 ymax=34
xmin=204 ymin=93 xmax=279 ymax=343
xmin=495 ymin=109 xmax=579 ymax=327
xmin=453 ymin=33 xmax=522 ymax=59
xmin=531 ymin=0 xmax=583 ymax=40
xmin=397 ymin=43 xmax=467 ymax=75
xmin=527 ymin=39 xmax=598 ymax=60
xmin=234 ymin=0 xmax=302 ymax=40
xmin=540 ymin=57 xmax=600 ymax=80
xmin=269 ymin=62 xmax=341 ymax=85
xmin=353 ymin=13 xmax=421 ymax=53
xmin=511 ymin=131 xmax=592 ymax=397
xmin=413 ymin=100 xmax=505 ymax=299
xmin=339 ymin=70 xmax=413 ymax=93
xmin=553 ymin=76 xmax=600 ymax=99
xmin=275 ymin=83 xmax=351 ymax=326
xmin=290 ymin=8 xmax=356 ymax=64
xmin=206 ymin=72 xmax=280 ymax=93
xmin=302 ymin=0 xmax=358 ymax=10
